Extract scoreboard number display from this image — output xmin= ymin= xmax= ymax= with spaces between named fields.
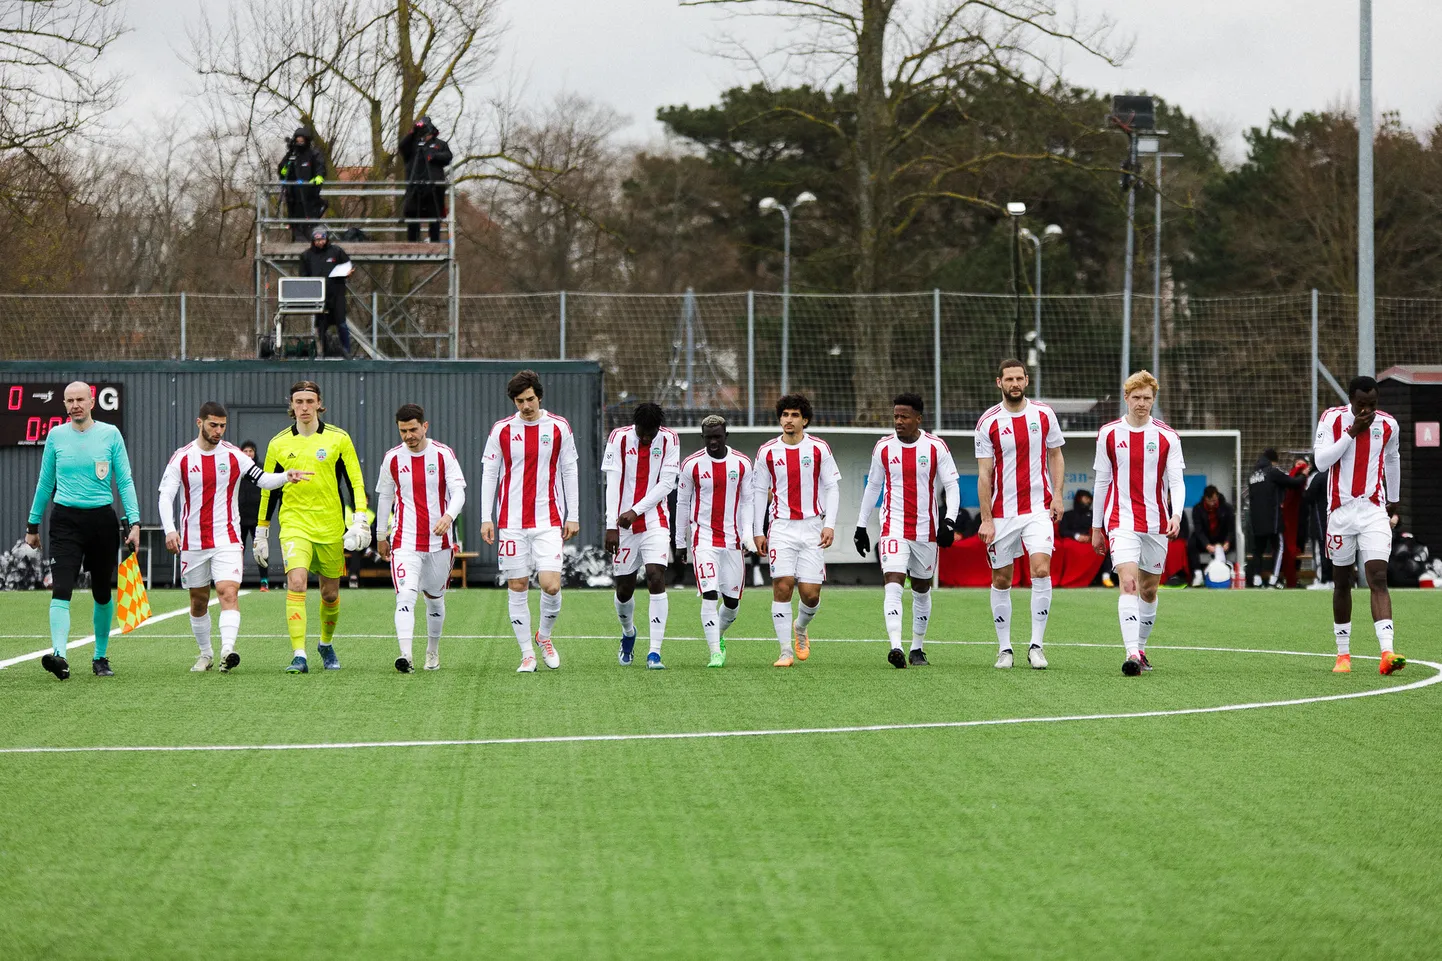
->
xmin=2 ymin=383 xmax=124 ymax=446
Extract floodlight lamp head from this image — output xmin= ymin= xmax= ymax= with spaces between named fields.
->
xmin=1018 ymin=227 xmax=1037 ymax=243
xmin=1044 ymin=224 xmax=1064 ymax=239
xmin=794 ymin=191 xmax=817 ymax=206
xmin=758 ymin=197 xmax=779 ymax=213
xmin=1006 ymin=201 xmax=1026 ymax=216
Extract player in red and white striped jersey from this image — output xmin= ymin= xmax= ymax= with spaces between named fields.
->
xmin=974 ymin=361 xmax=1067 ymax=670
xmin=159 ymin=402 xmax=311 ymax=672
xmin=856 ymin=393 xmax=960 ymax=669
xmin=675 ymin=415 xmax=754 ymax=667
xmin=602 ymin=404 xmax=681 ymax=668
xmin=752 ymin=393 xmax=841 ymax=666
xmin=375 ymin=404 xmax=467 ymax=674
xmin=1090 ymin=371 xmax=1186 ymax=676
xmin=1313 ymin=375 xmax=1406 ymax=675
xmin=480 ymin=370 xmax=580 ymax=673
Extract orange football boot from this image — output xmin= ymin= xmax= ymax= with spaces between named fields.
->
xmin=773 ymin=651 xmax=795 ymax=668
xmin=794 ymin=628 xmax=810 ymax=661
xmin=1379 ymin=650 xmax=1407 ymax=676
xmin=1332 ymin=653 xmax=1351 ymax=673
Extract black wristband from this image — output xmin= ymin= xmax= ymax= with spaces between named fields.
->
xmin=26 ymin=522 xmax=39 ymax=535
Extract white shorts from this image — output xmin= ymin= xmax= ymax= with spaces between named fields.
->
xmin=614 ymin=527 xmax=670 ymax=576
xmin=1326 ymin=501 xmax=1392 ymax=567
xmin=987 ymin=513 xmax=1055 ymax=568
xmin=878 ymin=537 xmax=937 ymax=580
xmin=768 ymin=517 xmax=827 ymax=584
xmin=692 ymin=546 xmax=744 ymax=598
xmin=390 ymin=548 xmax=453 ymax=596
xmin=1108 ymin=529 xmax=1169 ymax=575
xmin=180 ymin=546 xmax=244 ymax=589
xmin=497 ymin=527 xmax=564 ymax=576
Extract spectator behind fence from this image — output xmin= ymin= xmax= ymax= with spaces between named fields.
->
xmin=1300 ymin=460 xmax=1332 ymax=589
xmin=238 ymin=440 xmax=271 ymax=592
xmin=1247 ymin=448 xmax=1305 ymax=588
xmin=1187 ymin=485 xmax=1235 ymax=586
xmin=278 ymin=128 xmax=327 ymax=241
xmin=400 ymin=116 xmax=452 ymax=242
xmin=299 ymin=228 xmax=352 ymax=359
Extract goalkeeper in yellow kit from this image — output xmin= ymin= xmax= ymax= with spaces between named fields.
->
xmin=254 ymin=381 xmax=370 ymax=673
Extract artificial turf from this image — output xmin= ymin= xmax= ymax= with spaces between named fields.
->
xmin=0 ymin=585 xmax=1438 ymax=960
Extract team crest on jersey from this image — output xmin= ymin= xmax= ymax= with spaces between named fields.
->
xmin=1146 ymin=441 xmax=1158 ymax=453
xmin=801 ymin=456 xmax=812 ymax=466
xmin=728 ymin=470 xmax=739 ymax=480
xmin=95 ymin=460 xmax=109 ymax=480
xmin=315 ymin=448 xmax=328 ymax=461
xmin=541 ymin=434 xmax=552 ymax=445
xmin=919 ymin=455 xmax=929 ymax=466
xmin=427 ymin=462 xmax=438 ymax=475
xmin=1029 ymin=422 xmax=1040 ymax=433
xmin=217 ymin=460 xmax=228 ymax=473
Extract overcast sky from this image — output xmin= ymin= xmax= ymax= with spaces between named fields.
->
xmin=109 ymin=0 xmax=1442 ymax=161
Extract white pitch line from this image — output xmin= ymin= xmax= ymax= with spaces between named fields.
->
xmin=0 ymin=592 xmax=251 ymax=670
xmin=0 ymin=647 xmax=1436 ymax=756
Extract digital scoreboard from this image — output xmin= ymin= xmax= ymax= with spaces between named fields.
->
xmin=1 ymin=383 xmax=124 ymax=446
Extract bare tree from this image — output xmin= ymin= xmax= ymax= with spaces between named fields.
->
xmin=682 ymin=0 xmax=1121 ymax=418
xmin=0 ymin=0 xmax=125 ymax=158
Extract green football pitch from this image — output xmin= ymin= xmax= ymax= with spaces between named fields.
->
xmin=0 ymin=585 xmax=1439 ymax=960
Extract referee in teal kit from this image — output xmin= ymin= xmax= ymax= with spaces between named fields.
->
xmin=24 ymin=382 xmax=141 ymax=680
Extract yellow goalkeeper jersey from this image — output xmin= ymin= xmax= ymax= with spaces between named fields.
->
xmin=258 ymin=421 xmax=367 ymax=543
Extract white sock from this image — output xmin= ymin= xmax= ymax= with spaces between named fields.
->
xmin=910 ymin=590 xmax=932 ymax=649
xmin=796 ymin=599 xmax=819 ymax=632
xmin=1334 ymin=622 xmax=1351 ymax=655
xmin=1119 ymin=594 xmax=1141 ymax=655
xmin=1374 ymin=618 xmax=1394 ymax=653
xmin=539 ymin=590 xmax=562 ymax=640
xmin=1138 ymin=597 xmax=1158 ymax=649
xmin=395 ymin=587 xmax=418 ymax=661
xmin=615 ymin=595 xmax=636 ymax=636
xmin=990 ymin=587 xmax=1012 ymax=652
xmin=718 ymin=600 xmax=739 ymax=635
xmin=508 ymin=589 xmax=533 ymax=655
xmin=1029 ymin=577 xmax=1052 ymax=649
xmin=701 ymin=597 xmax=721 ymax=654
xmin=190 ymin=613 xmax=213 ymax=657
xmin=424 ymin=594 xmax=445 ymax=656
xmin=218 ymin=609 xmax=240 ymax=656
xmin=772 ymin=600 xmax=793 ymax=653
xmin=648 ymin=592 xmax=668 ymax=653
xmin=883 ymin=582 xmax=904 ymax=647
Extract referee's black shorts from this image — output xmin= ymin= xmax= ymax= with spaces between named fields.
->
xmin=49 ymin=504 xmax=120 ymax=604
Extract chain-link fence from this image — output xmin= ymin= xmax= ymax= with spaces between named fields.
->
xmin=4 ymin=290 xmax=1439 ymax=455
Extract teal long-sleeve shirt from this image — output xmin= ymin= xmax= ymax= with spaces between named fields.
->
xmin=28 ymin=421 xmax=141 ymax=526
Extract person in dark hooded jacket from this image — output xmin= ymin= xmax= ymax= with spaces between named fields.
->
xmin=299 ymin=228 xmax=351 ymax=358
xmin=279 ymin=128 xmax=327 ymax=240
xmin=400 ymin=116 xmax=452 ymax=241
xmin=1246 ymin=448 xmax=1305 ymax=587
xmin=1187 ymin=485 xmax=1235 ymax=585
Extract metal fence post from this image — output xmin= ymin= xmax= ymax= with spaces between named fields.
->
xmin=559 ymin=290 xmax=567 ymax=359
xmin=746 ymin=290 xmax=755 ymax=427
xmin=179 ymin=292 xmax=187 ymax=360
xmin=1311 ymin=289 xmax=1319 ymax=431
xmin=932 ymin=288 xmax=942 ymax=430
xmin=371 ymin=292 xmax=379 ymax=351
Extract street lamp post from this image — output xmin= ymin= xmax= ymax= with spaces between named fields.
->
xmin=1019 ymin=223 xmax=1063 ymax=398
xmin=759 ymin=191 xmax=817 ymax=395
xmin=1006 ymin=201 xmax=1026 ymax=358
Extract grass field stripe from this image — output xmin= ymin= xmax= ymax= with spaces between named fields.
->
xmin=1 ymin=651 xmax=1435 ymax=756
xmin=0 ymin=591 xmax=251 ymax=670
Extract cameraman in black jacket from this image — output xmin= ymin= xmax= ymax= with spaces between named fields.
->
xmin=279 ymin=128 xmax=327 ymax=241
xmin=400 ymin=116 xmax=452 ymax=241
xmin=299 ymin=228 xmax=351 ymax=358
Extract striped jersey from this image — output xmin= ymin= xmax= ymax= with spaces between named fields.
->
xmin=481 ymin=411 xmax=578 ymax=530
xmin=376 ymin=440 xmax=467 ymax=553
xmin=602 ymin=425 xmax=681 ymax=532
xmin=1091 ymin=417 xmax=1186 ymax=534
xmin=1313 ymin=406 xmax=1401 ymax=510
xmin=159 ymin=440 xmax=272 ymax=550
xmin=753 ymin=434 xmax=841 ymax=526
xmin=858 ymin=433 xmax=961 ymax=542
xmin=675 ymin=448 xmax=753 ymax=549
xmin=974 ymin=400 xmax=1065 ymax=518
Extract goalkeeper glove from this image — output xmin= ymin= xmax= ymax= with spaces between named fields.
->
xmin=936 ymin=516 xmax=956 ymax=548
xmin=252 ymin=526 xmax=269 ymax=567
xmin=853 ymin=527 xmax=871 ymax=557
xmin=343 ymin=515 xmax=372 ymax=552
xmin=310 ymin=175 xmax=324 ymax=185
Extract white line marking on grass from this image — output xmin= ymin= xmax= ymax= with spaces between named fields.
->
xmin=0 ymin=646 xmax=1436 ymax=756
xmin=0 ymin=592 xmax=250 ymax=670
